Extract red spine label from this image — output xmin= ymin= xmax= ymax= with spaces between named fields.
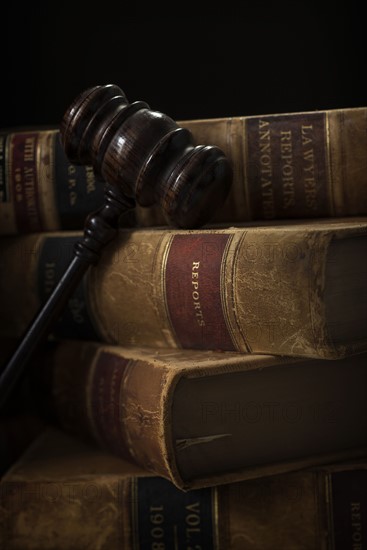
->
xmin=10 ymin=132 xmax=43 ymax=231
xmin=246 ymin=112 xmax=330 ymax=219
xmin=90 ymin=351 xmax=132 ymax=459
xmin=165 ymin=233 xmax=236 ymax=351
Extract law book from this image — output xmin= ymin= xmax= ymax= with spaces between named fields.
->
xmin=28 ymin=338 xmax=367 ymax=491
xmin=1 ymin=105 xmax=367 ymax=234
xmin=1 ymin=426 xmax=366 ymax=549
xmin=0 ymin=128 xmax=135 ymax=235
xmin=0 ymin=128 xmax=107 ymax=234
xmin=1 ymin=218 xmax=367 ymax=359
xmin=141 ymin=106 xmax=367 ymax=226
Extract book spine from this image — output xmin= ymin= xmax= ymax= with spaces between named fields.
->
xmin=1 ymin=463 xmax=366 ymax=549
xmin=42 ymin=341 xmax=165 ymax=475
xmin=0 ymin=232 xmax=101 ymax=342
xmin=2 ymin=108 xmax=367 ymax=234
xmin=184 ymin=108 xmax=367 ymax=221
xmin=0 ymin=129 xmax=106 ymax=234
xmin=88 ymin=227 xmax=335 ymax=358
xmin=0 ymin=225 xmax=365 ymax=359
xmin=137 ymin=107 xmax=367 ymax=226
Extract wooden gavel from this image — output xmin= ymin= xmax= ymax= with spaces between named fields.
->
xmin=0 ymin=84 xmax=233 ymax=408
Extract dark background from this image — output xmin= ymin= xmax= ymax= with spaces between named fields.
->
xmin=1 ymin=4 xmax=365 ymax=129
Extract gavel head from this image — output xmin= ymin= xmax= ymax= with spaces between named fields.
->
xmin=60 ymin=84 xmax=233 ymax=228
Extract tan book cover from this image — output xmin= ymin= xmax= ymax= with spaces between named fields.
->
xmin=1 ymin=218 xmax=366 ymax=359
xmin=141 ymin=107 xmax=367 ymax=225
xmin=30 ymin=340 xmax=367 ymax=491
xmin=1 ymin=106 xmax=367 ymax=234
xmin=1 ymin=427 xmax=366 ymax=549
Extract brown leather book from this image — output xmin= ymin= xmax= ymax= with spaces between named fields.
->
xmin=29 ymin=339 xmax=367 ymax=491
xmin=1 ymin=218 xmax=366 ymax=359
xmin=0 ymin=129 xmax=107 ymax=234
xmin=1 ymin=426 xmax=366 ymax=549
xmin=1 ymin=105 xmax=367 ymax=234
xmin=141 ymin=106 xmax=367 ymax=226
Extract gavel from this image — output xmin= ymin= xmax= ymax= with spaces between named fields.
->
xmin=0 ymin=84 xmax=233 ymax=408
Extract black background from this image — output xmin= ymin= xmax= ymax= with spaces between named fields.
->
xmin=1 ymin=4 xmax=365 ymax=129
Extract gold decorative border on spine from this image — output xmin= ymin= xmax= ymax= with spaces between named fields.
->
xmin=241 ymin=117 xmax=253 ymax=220
xmin=221 ymin=231 xmax=251 ymax=352
xmin=155 ymin=231 xmax=182 ymax=348
xmin=324 ymin=472 xmax=336 ymax=550
xmin=324 ymin=111 xmax=336 ymax=217
xmin=37 ymin=130 xmax=60 ymax=231
xmin=129 ymin=478 xmax=140 ymax=550
xmin=85 ymin=346 xmax=103 ymax=448
xmin=212 ymin=485 xmax=220 ymax=548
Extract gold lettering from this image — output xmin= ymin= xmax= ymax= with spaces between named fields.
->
xmin=261 ymin=178 xmax=271 ymax=191
xmin=150 ymin=512 xmax=164 ymax=525
xmin=186 ymin=502 xmax=200 ymax=513
xmin=258 ymin=120 xmax=274 ymax=218
xmin=279 ymin=130 xmax=295 ymax=209
xmin=280 ymin=130 xmax=292 ymax=142
xmin=85 ymin=165 xmax=96 ymax=193
xmin=23 ymin=136 xmax=35 ymax=162
xmin=281 ymin=142 xmax=292 ymax=153
xmin=23 ymin=166 xmax=39 ymax=230
xmin=185 ymin=501 xmax=201 ymax=541
xmin=302 ymin=126 xmax=318 ymax=211
xmin=191 ymin=262 xmax=205 ymax=327
xmin=304 ymin=177 xmax=317 ymax=210
xmin=301 ymin=124 xmax=313 ymax=146
xmin=303 ymin=149 xmax=314 ymax=164
xmin=259 ymin=119 xmax=269 ymax=129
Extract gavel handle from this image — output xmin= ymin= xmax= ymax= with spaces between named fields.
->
xmin=0 ymin=183 xmax=135 ymax=410
xmin=0 ymin=255 xmax=89 ymax=408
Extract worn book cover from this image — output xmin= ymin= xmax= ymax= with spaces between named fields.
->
xmin=1 ymin=218 xmax=366 ymax=359
xmin=1 ymin=107 xmax=367 ymax=234
xmin=1 ymin=427 xmax=366 ymax=549
xmin=27 ymin=339 xmax=367 ymax=491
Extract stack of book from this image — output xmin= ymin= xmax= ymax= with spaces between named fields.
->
xmin=0 ymin=106 xmax=366 ymax=549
